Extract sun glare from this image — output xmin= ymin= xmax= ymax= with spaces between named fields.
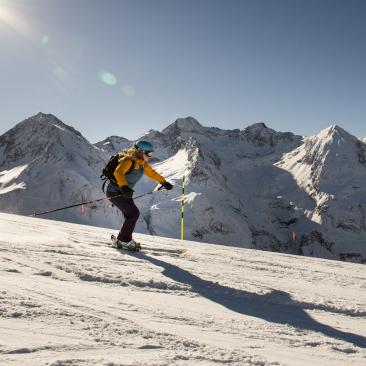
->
xmin=0 ymin=2 xmax=37 ymax=41
xmin=0 ymin=4 xmax=13 ymax=23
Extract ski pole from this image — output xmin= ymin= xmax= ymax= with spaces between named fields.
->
xmin=133 ymin=184 xmax=165 ymax=199
xmin=30 ymin=186 xmax=165 ymax=217
xmin=30 ymin=196 xmax=111 ymax=217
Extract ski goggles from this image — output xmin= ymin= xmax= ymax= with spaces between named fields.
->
xmin=136 ymin=147 xmax=153 ymax=157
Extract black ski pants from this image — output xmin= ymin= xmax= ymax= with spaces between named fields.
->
xmin=106 ymin=191 xmax=140 ymax=242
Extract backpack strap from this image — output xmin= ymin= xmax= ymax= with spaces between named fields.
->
xmin=118 ymin=154 xmax=136 ymax=175
xmin=102 ymin=179 xmax=108 ymax=193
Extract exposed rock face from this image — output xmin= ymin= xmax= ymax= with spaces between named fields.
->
xmin=94 ymin=136 xmax=132 ymax=155
xmin=242 ymin=122 xmax=296 ymax=147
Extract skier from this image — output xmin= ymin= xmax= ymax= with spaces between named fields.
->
xmin=106 ymin=140 xmax=173 ymax=250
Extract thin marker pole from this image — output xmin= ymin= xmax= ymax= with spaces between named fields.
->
xmin=181 ymin=176 xmax=185 ymax=240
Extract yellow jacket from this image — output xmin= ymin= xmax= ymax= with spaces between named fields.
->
xmin=114 ymin=148 xmax=165 ymax=187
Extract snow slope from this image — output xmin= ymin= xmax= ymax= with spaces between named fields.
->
xmin=0 ymin=213 xmax=365 ymax=365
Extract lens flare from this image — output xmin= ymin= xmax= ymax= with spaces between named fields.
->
xmin=122 ymin=83 xmax=135 ymax=96
xmin=98 ymin=71 xmax=117 ymax=86
xmin=41 ymin=34 xmax=49 ymax=45
xmin=53 ymin=66 xmax=68 ymax=80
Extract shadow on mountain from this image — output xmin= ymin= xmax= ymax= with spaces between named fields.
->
xmin=132 ymin=252 xmax=366 ymax=348
xmin=231 ymin=161 xmax=336 ymax=256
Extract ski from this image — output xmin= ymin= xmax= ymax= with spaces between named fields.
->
xmin=109 ymin=235 xmax=188 ymax=257
xmin=110 ymin=234 xmax=141 ymax=252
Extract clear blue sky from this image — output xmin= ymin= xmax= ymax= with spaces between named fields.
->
xmin=0 ymin=0 xmax=365 ymax=142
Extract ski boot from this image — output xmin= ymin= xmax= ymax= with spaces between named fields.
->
xmin=111 ymin=235 xmax=141 ymax=251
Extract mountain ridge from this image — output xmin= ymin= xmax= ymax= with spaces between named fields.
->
xmin=1 ymin=112 xmax=365 ymax=263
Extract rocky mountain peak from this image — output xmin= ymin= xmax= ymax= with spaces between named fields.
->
xmin=0 ymin=113 xmax=96 ymax=168
xmin=94 ymin=135 xmax=132 ymax=154
xmin=284 ymin=124 xmax=366 ymax=198
xmin=244 ymin=122 xmax=268 ymax=131
xmin=23 ymin=112 xmax=84 ymax=139
xmin=303 ymin=124 xmax=361 ymax=164
xmin=316 ymin=124 xmax=355 ymax=143
xmin=242 ymin=122 xmax=296 ymax=147
xmin=162 ymin=117 xmax=206 ymax=135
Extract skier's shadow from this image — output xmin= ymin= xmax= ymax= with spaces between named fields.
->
xmin=131 ymin=251 xmax=366 ymax=348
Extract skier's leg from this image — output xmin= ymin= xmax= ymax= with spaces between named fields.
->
xmin=107 ymin=192 xmax=139 ymax=242
xmin=117 ymin=198 xmax=139 ymax=242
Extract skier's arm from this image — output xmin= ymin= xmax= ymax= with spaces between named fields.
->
xmin=114 ymin=159 xmax=133 ymax=187
xmin=143 ymin=164 xmax=166 ymax=184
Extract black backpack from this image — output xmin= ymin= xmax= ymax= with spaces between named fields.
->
xmin=101 ymin=150 xmax=135 ymax=192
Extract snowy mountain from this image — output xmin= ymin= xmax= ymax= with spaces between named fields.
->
xmin=275 ymin=125 xmax=366 ymax=262
xmin=1 ymin=113 xmax=366 ymax=263
xmin=0 ymin=212 xmax=365 ymax=365
xmin=0 ymin=113 xmax=121 ymax=228
xmin=98 ymin=117 xmax=309 ymax=254
xmin=94 ymin=135 xmax=132 ymax=155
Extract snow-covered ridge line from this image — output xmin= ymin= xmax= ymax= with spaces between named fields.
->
xmin=0 ymin=113 xmax=366 ymax=264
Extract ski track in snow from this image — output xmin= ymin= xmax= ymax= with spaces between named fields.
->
xmin=0 ymin=213 xmax=365 ymax=365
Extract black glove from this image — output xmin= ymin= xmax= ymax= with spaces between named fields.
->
xmin=120 ymin=185 xmax=134 ymax=198
xmin=161 ymin=181 xmax=173 ymax=190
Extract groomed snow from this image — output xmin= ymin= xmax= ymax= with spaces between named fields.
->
xmin=0 ymin=212 xmax=365 ymax=365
